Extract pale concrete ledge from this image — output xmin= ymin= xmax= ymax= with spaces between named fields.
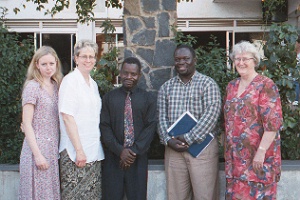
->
xmin=1 ymin=160 xmax=300 ymax=200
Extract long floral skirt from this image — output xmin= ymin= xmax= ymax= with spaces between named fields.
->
xmin=225 ymin=178 xmax=277 ymax=200
xmin=59 ymin=150 xmax=102 ymax=200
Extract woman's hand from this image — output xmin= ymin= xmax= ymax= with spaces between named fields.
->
xmin=35 ymin=155 xmax=49 ymax=170
xmin=252 ymin=147 xmax=266 ymax=172
xmin=75 ymin=150 xmax=87 ymax=168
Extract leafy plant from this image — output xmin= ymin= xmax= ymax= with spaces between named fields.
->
xmin=91 ymin=19 xmax=120 ymax=97
xmin=0 ymin=7 xmax=34 ymax=163
xmin=195 ymin=36 xmax=237 ymax=98
xmin=262 ymin=0 xmax=287 ymax=23
xmin=174 ymin=24 xmax=300 ymax=160
xmin=13 ymin=0 xmax=196 ymax=23
xmin=261 ymin=23 xmax=300 ymax=159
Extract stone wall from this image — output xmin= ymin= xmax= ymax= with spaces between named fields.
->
xmin=123 ymin=0 xmax=177 ymax=92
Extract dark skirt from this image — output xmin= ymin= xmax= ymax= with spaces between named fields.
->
xmin=59 ymin=150 xmax=102 ymax=200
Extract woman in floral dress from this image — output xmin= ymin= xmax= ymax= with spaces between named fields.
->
xmin=19 ymin=46 xmax=63 ymax=199
xmin=224 ymin=41 xmax=283 ymax=200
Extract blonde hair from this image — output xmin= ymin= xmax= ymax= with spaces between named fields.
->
xmin=24 ymin=46 xmax=63 ymax=87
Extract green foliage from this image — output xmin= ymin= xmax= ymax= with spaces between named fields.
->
xmin=174 ymin=24 xmax=300 ymax=160
xmin=195 ymin=36 xmax=237 ymax=98
xmin=0 ymin=8 xmax=34 ymax=163
xmin=105 ymin=0 xmax=123 ymax=9
xmin=14 ymin=0 xmax=195 ymax=23
xmin=261 ymin=23 xmax=300 ymax=160
xmin=262 ymin=0 xmax=287 ymax=23
xmin=91 ymin=19 xmax=120 ymax=97
xmin=74 ymin=0 xmax=96 ymax=23
xmin=171 ymin=25 xmax=197 ymax=47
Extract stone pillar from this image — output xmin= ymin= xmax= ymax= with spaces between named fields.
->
xmin=123 ymin=0 xmax=177 ymax=91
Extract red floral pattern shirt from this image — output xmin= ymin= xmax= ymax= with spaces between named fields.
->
xmin=224 ymin=75 xmax=283 ymax=184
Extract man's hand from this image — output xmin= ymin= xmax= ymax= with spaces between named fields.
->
xmin=176 ymin=135 xmax=188 ymax=144
xmin=167 ymin=137 xmax=189 ymax=152
xmin=120 ymin=148 xmax=136 ymax=170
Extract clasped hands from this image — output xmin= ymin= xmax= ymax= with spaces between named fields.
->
xmin=120 ymin=148 xmax=136 ymax=170
xmin=167 ymin=135 xmax=189 ymax=152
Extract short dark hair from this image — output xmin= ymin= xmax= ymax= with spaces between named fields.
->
xmin=121 ymin=57 xmax=142 ymax=72
xmin=174 ymin=44 xmax=196 ymax=58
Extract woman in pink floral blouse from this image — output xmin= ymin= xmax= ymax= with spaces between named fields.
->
xmin=224 ymin=41 xmax=283 ymax=200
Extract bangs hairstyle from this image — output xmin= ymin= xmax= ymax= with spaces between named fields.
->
xmin=24 ymin=46 xmax=63 ymax=88
xmin=74 ymin=40 xmax=98 ymax=57
xmin=230 ymin=41 xmax=261 ymax=67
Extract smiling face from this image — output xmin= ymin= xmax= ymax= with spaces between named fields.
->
xmin=174 ymin=47 xmax=197 ymax=81
xmin=234 ymin=52 xmax=257 ymax=77
xmin=74 ymin=47 xmax=96 ymax=74
xmin=120 ymin=63 xmax=141 ymax=91
xmin=36 ymin=53 xmax=57 ymax=80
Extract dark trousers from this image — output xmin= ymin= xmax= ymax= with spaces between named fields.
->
xmin=102 ymin=150 xmax=148 ymax=200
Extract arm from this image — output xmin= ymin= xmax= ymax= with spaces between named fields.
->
xmin=183 ymin=81 xmax=222 ymax=145
xmin=157 ymin=83 xmax=188 ymax=152
xmin=100 ymin=93 xmax=124 ymax=157
xmin=61 ymin=113 xmax=86 ymax=168
xmin=23 ymin=104 xmax=49 ymax=170
xmin=253 ymin=131 xmax=276 ymax=171
xmin=253 ymin=79 xmax=283 ymax=171
xmin=157 ymin=85 xmax=172 ymax=145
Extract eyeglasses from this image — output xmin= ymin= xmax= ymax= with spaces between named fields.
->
xmin=233 ymin=57 xmax=254 ymax=63
xmin=78 ymin=55 xmax=96 ymax=61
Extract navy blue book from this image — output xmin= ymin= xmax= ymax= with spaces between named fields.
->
xmin=167 ymin=111 xmax=214 ymax=158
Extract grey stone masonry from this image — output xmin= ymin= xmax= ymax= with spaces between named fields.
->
xmin=123 ymin=0 xmax=177 ymax=92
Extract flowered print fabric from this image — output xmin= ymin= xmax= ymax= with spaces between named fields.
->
xmin=59 ymin=150 xmax=102 ymax=199
xmin=19 ymin=80 xmax=60 ymax=200
xmin=224 ymin=75 xmax=282 ymax=185
xmin=226 ymin=179 xmax=277 ymax=200
xmin=124 ymin=92 xmax=134 ymax=147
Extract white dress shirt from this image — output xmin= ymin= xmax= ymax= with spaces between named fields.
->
xmin=59 ymin=68 xmax=104 ymax=163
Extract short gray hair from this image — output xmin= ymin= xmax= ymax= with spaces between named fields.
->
xmin=74 ymin=39 xmax=98 ymax=56
xmin=230 ymin=41 xmax=261 ymax=67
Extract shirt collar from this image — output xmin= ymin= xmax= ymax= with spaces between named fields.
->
xmin=74 ymin=68 xmax=92 ymax=85
xmin=121 ymin=85 xmax=138 ymax=94
xmin=176 ymin=71 xmax=199 ymax=85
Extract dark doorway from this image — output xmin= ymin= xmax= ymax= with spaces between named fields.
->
xmin=36 ymin=34 xmax=76 ymax=75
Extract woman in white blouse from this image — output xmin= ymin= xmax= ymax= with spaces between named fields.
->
xmin=58 ymin=40 xmax=104 ymax=199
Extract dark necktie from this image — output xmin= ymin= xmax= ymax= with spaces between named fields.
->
xmin=124 ymin=92 xmax=134 ymax=147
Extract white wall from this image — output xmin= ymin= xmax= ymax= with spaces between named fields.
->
xmin=177 ymin=0 xmax=261 ymax=19
xmin=1 ymin=0 xmax=262 ymax=20
xmin=0 ymin=0 xmax=122 ymax=20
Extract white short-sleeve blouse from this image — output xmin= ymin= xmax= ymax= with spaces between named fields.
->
xmin=59 ymin=68 xmax=104 ymax=163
